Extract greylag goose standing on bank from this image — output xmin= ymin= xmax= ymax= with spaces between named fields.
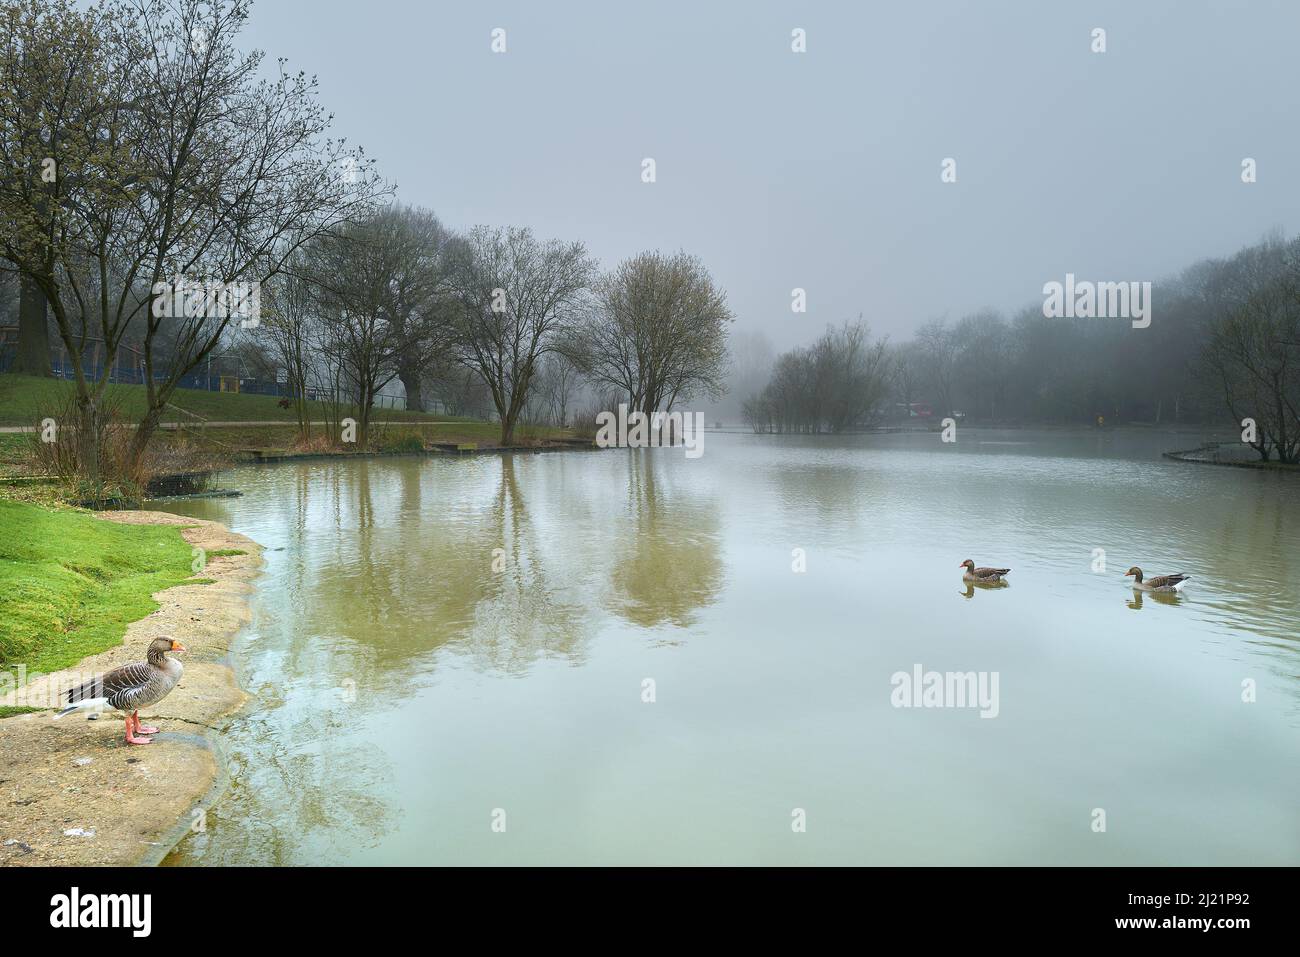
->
xmin=56 ymin=637 xmax=186 ymax=745
xmin=960 ymin=559 xmax=1011 ymax=584
xmin=1125 ymin=567 xmax=1190 ymax=592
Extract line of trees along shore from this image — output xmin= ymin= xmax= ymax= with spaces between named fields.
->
xmin=0 ymin=0 xmax=735 ymax=492
xmin=5 ymin=0 xmax=1297 ymax=480
xmin=255 ymin=217 xmax=734 ymax=448
xmin=742 ymin=233 xmax=1300 ymax=463
xmin=0 ymin=0 xmax=384 ymax=484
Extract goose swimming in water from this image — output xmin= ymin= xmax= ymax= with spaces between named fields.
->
xmin=960 ymin=559 xmax=1011 ymax=584
xmin=1125 ymin=567 xmax=1190 ymax=592
xmin=55 ymin=637 xmax=186 ymax=745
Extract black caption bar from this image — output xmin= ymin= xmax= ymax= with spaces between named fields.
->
xmin=0 ymin=866 xmax=1285 ymax=945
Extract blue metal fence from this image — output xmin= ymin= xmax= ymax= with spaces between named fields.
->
xmin=0 ymin=351 xmax=288 ymax=395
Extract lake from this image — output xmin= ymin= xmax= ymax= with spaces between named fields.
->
xmin=158 ymin=429 xmax=1300 ymax=865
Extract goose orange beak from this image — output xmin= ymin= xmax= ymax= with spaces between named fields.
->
xmin=170 ymin=640 xmax=187 ymax=652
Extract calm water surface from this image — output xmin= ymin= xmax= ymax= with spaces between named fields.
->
xmin=159 ymin=430 xmax=1299 ymax=865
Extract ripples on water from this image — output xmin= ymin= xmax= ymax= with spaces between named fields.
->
xmin=162 ymin=430 xmax=1299 ymax=866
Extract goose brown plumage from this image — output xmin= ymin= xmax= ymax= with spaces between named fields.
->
xmin=960 ymin=559 xmax=1010 ymax=583
xmin=55 ymin=637 xmax=186 ymax=745
xmin=1125 ymin=567 xmax=1190 ymax=592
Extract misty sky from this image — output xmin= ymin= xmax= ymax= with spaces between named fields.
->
xmin=241 ymin=0 xmax=1300 ymax=349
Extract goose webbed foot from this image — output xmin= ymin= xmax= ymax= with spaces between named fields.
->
xmin=125 ymin=725 xmax=154 ymax=745
xmin=127 ymin=711 xmax=158 ymax=742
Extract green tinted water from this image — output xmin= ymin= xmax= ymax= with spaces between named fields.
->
xmin=161 ymin=430 xmax=1299 ymax=865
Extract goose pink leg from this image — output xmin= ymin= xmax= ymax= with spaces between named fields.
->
xmin=133 ymin=711 xmax=159 ymax=735
xmin=125 ymin=711 xmax=154 ymax=745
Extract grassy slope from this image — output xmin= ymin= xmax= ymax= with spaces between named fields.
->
xmin=0 ymin=501 xmax=196 ymax=674
xmin=0 ymin=373 xmax=456 ymax=427
xmin=0 ymin=434 xmax=29 ymax=477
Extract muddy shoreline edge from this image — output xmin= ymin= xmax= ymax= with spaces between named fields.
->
xmin=0 ymin=512 xmax=262 ymax=867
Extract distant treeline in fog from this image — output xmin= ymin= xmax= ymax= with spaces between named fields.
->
xmin=738 ymin=233 xmax=1300 ymax=463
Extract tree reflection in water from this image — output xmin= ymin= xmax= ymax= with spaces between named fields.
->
xmin=608 ymin=448 xmax=724 ymax=630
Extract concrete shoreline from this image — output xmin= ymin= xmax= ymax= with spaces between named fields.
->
xmin=0 ymin=512 xmax=262 ymax=867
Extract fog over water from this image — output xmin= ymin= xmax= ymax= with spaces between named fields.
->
xmin=242 ymin=0 xmax=1300 ymax=347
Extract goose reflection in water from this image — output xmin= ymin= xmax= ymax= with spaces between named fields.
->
xmin=960 ymin=580 xmax=1010 ymax=600
xmin=1127 ymin=588 xmax=1184 ymax=610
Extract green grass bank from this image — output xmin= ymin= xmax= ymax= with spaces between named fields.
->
xmin=0 ymin=501 xmax=197 ymax=675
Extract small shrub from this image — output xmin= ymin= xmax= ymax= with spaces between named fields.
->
xmin=290 ymin=432 xmax=336 ymax=454
xmin=377 ymin=429 xmax=426 ymax=453
xmin=513 ymin=421 xmax=551 ymax=446
xmin=26 ymin=391 xmax=145 ymax=502
xmin=569 ymin=403 xmax=611 ymax=441
xmin=25 ymin=393 xmax=230 ymax=504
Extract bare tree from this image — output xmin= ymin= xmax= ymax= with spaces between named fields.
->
xmin=0 ymin=0 xmax=386 ymax=478
xmin=743 ymin=321 xmax=890 ymax=433
xmin=257 ymin=254 xmax=316 ymax=441
xmin=305 ymin=210 xmax=441 ymax=447
xmin=378 ymin=205 xmax=457 ymax=413
xmin=0 ymin=0 xmax=64 ymax=378
xmin=889 ymin=340 xmax=924 ymax=416
xmin=915 ymin=318 xmax=957 ymax=419
xmin=528 ymin=352 xmax=579 ymax=427
xmin=952 ymin=310 xmax=1011 ymax=420
xmin=824 ymin=321 xmax=891 ymax=431
xmin=425 ymin=355 xmax=493 ymax=419
xmin=448 ymin=226 xmax=595 ymax=445
xmin=0 ymin=0 xmax=120 ymax=472
xmin=10 ymin=274 xmax=51 ymax=375
xmin=1204 ymin=265 xmax=1300 ymax=462
xmin=569 ymin=250 xmax=733 ymax=417
xmin=741 ymin=393 xmax=773 ymax=433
